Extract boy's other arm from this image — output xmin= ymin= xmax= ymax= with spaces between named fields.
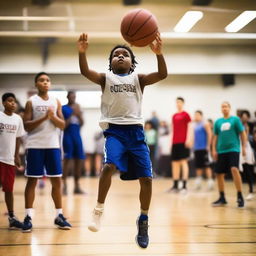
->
xmin=23 ymin=100 xmax=48 ymax=132
xmin=78 ymin=33 xmax=106 ymax=88
xmin=139 ymin=34 xmax=167 ymax=89
xmin=14 ymin=137 xmax=21 ymax=167
xmin=48 ymin=100 xmax=65 ymax=130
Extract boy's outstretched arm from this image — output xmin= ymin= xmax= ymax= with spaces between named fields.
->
xmin=78 ymin=33 xmax=105 ymax=88
xmin=139 ymin=33 xmax=168 ymax=89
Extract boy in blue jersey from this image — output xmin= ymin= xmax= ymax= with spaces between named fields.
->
xmin=62 ymin=91 xmax=85 ymax=195
xmin=78 ymin=33 xmax=167 ymax=248
xmin=212 ymin=102 xmax=247 ymax=208
xmin=193 ymin=110 xmax=214 ymax=190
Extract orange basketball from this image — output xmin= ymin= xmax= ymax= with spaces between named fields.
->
xmin=120 ymin=9 xmax=158 ymax=47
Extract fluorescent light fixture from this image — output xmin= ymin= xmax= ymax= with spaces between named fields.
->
xmin=225 ymin=11 xmax=256 ymax=32
xmin=174 ymin=11 xmax=203 ymax=33
xmin=49 ymin=90 xmax=101 ymax=108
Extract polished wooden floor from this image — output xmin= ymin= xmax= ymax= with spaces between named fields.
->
xmin=0 ymin=176 xmax=256 ymax=256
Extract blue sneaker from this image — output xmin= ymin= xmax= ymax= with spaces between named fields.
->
xmin=22 ymin=215 xmax=32 ymax=233
xmin=54 ymin=214 xmax=72 ymax=230
xmin=9 ymin=216 xmax=23 ymax=230
xmin=135 ymin=215 xmax=149 ymax=249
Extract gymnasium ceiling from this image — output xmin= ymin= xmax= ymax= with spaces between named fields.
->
xmin=0 ymin=0 xmax=256 ymax=44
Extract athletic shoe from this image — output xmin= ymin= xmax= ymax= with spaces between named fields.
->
xmin=194 ymin=177 xmax=202 ymax=190
xmin=135 ymin=215 xmax=149 ymax=249
xmin=166 ymin=187 xmax=179 ymax=193
xmin=179 ymin=188 xmax=188 ymax=195
xmin=207 ymin=179 xmax=214 ymax=191
xmin=88 ymin=208 xmax=103 ymax=232
xmin=74 ymin=187 xmax=86 ymax=195
xmin=237 ymin=197 xmax=245 ymax=208
xmin=212 ymin=197 xmax=227 ymax=207
xmin=54 ymin=214 xmax=72 ymax=230
xmin=9 ymin=216 xmax=23 ymax=230
xmin=22 ymin=215 xmax=32 ymax=232
xmin=245 ymin=193 xmax=255 ymax=201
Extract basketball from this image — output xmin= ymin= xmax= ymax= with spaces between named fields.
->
xmin=120 ymin=9 xmax=158 ymax=47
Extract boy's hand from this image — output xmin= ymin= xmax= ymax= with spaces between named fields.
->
xmin=149 ymin=32 xmax=162 ymax=55
xmin=46 ymin=107 xmax=55 ymax=120
xmin=78 ymin=33 xmax=89 ymax=53
xmin=14 ymin=155 xmax=21 ymax=168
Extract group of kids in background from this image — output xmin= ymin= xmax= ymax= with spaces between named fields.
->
xmin=0 ymin=33 xmax=255 ymax=249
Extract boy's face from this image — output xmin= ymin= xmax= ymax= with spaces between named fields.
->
xmin=3 ymin=96 xmax=16 ymax=113
xmin=111 ymin=48 xmax=132 ymax=74
xmin=194 ymin=112 xmax=202 ymax=122
xmin=241 ymin=113 xmax=249 ymax=123
xmin=67 ymin=92 xmax=76 ymax=104
xmin=35 ymin=74 xmax=51 ymax=93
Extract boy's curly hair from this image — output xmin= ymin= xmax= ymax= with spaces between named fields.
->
xmin=108 ymin=45 xmax=138 ymax=74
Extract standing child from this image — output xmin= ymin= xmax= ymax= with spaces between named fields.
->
xmin=22 ymin=72 xmax=71 ymax=232
xmin=193 ymin=110 xmax=214 ymax=190
xmin=78 ymin=33 xmax=167 ymax=248
xmin=0 ymin=93 xmax=25 ymax=229
xmin=62 ymin=91 xmax=86 ymax=195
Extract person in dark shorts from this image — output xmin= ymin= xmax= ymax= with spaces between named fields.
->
xmin=168 ymin=97 xmax=192 ymax=194
xmin=212 ymin=102 xmax=246 ymax=208
xmin=193 ymin=110 xmax=214 ymax=190
xmin=62 ymin=91 xmax=86 ymax=195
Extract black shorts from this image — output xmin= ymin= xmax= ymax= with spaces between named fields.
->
xmin=194 ymin=149 xmax=210 ymax=168
xmin=171 ymin=143 xmax=190 ymax=161
xmin=215 ymin=152 xmax=240 ymax=174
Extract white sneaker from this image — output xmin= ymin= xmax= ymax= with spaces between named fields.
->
xmin=88 ymin=208 xmax=103 ymax=232
xmin=179 ymin=188 xmax=188 ymax=195
xmin=194 ymin=177 xmax=202 ymax=190
xmin=207 ymin=179 xmax=214 ymax=191
xmin=245 ymin=193 xmax=255 ymax=201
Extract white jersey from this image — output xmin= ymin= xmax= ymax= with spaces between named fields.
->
xmin=99 ymin=72 xmax=144 ymax=129
xmin=25 ymin=95 xmax=60 ymax=149
xmin=0 ymin=112 xmax=25 ymax=165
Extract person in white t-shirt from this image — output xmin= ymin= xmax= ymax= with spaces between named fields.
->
xmin=0 ymin=93 xmax=25 ymax=229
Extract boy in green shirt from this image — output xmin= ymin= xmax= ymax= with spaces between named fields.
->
xmin=212 ymin=102 xmax=246 ymax=208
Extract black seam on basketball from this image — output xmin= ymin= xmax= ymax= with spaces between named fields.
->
xmin=131 ymin=27 xmax=158 ymax=43
xmin=126 ymin=9 xmax=143 ymax=36
xmin=129 ymin=14 xmax=154 ymax=37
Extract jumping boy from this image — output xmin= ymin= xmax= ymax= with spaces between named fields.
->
xmin=22 ymin=72 xmax=71 ymax=232
xmin=78 ymin=33 xmax=167 ymax=248
xmin=0 ymin=93 xmax=25 ymax=229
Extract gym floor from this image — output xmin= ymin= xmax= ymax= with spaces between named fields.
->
xmin=0 ymin=177 xmax=255 ymax=256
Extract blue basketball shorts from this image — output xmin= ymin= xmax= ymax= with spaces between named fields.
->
xmin=63 ymin=133 xmax=85 ymax=160
xmin=103 ymin=124 xmax=152 ymax=180
xmin=25 ymin=148 xmax=62 ymax=178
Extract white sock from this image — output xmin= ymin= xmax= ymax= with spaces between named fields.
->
xmin=95 ymin=202 xmax=104 ymax=211
xmin=25 ymin=208 xmax=33 ymax=218
xmin=141 ymin=209 xmax=148 ymax=216
xmin=56 ymin=208 xmax=63 ymax=217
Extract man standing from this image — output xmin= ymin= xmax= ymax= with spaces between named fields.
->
xmin=212 ymin=102 xmax=246 ymax=208
xmin=169 ymin=97 xmax=192 ymax=193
